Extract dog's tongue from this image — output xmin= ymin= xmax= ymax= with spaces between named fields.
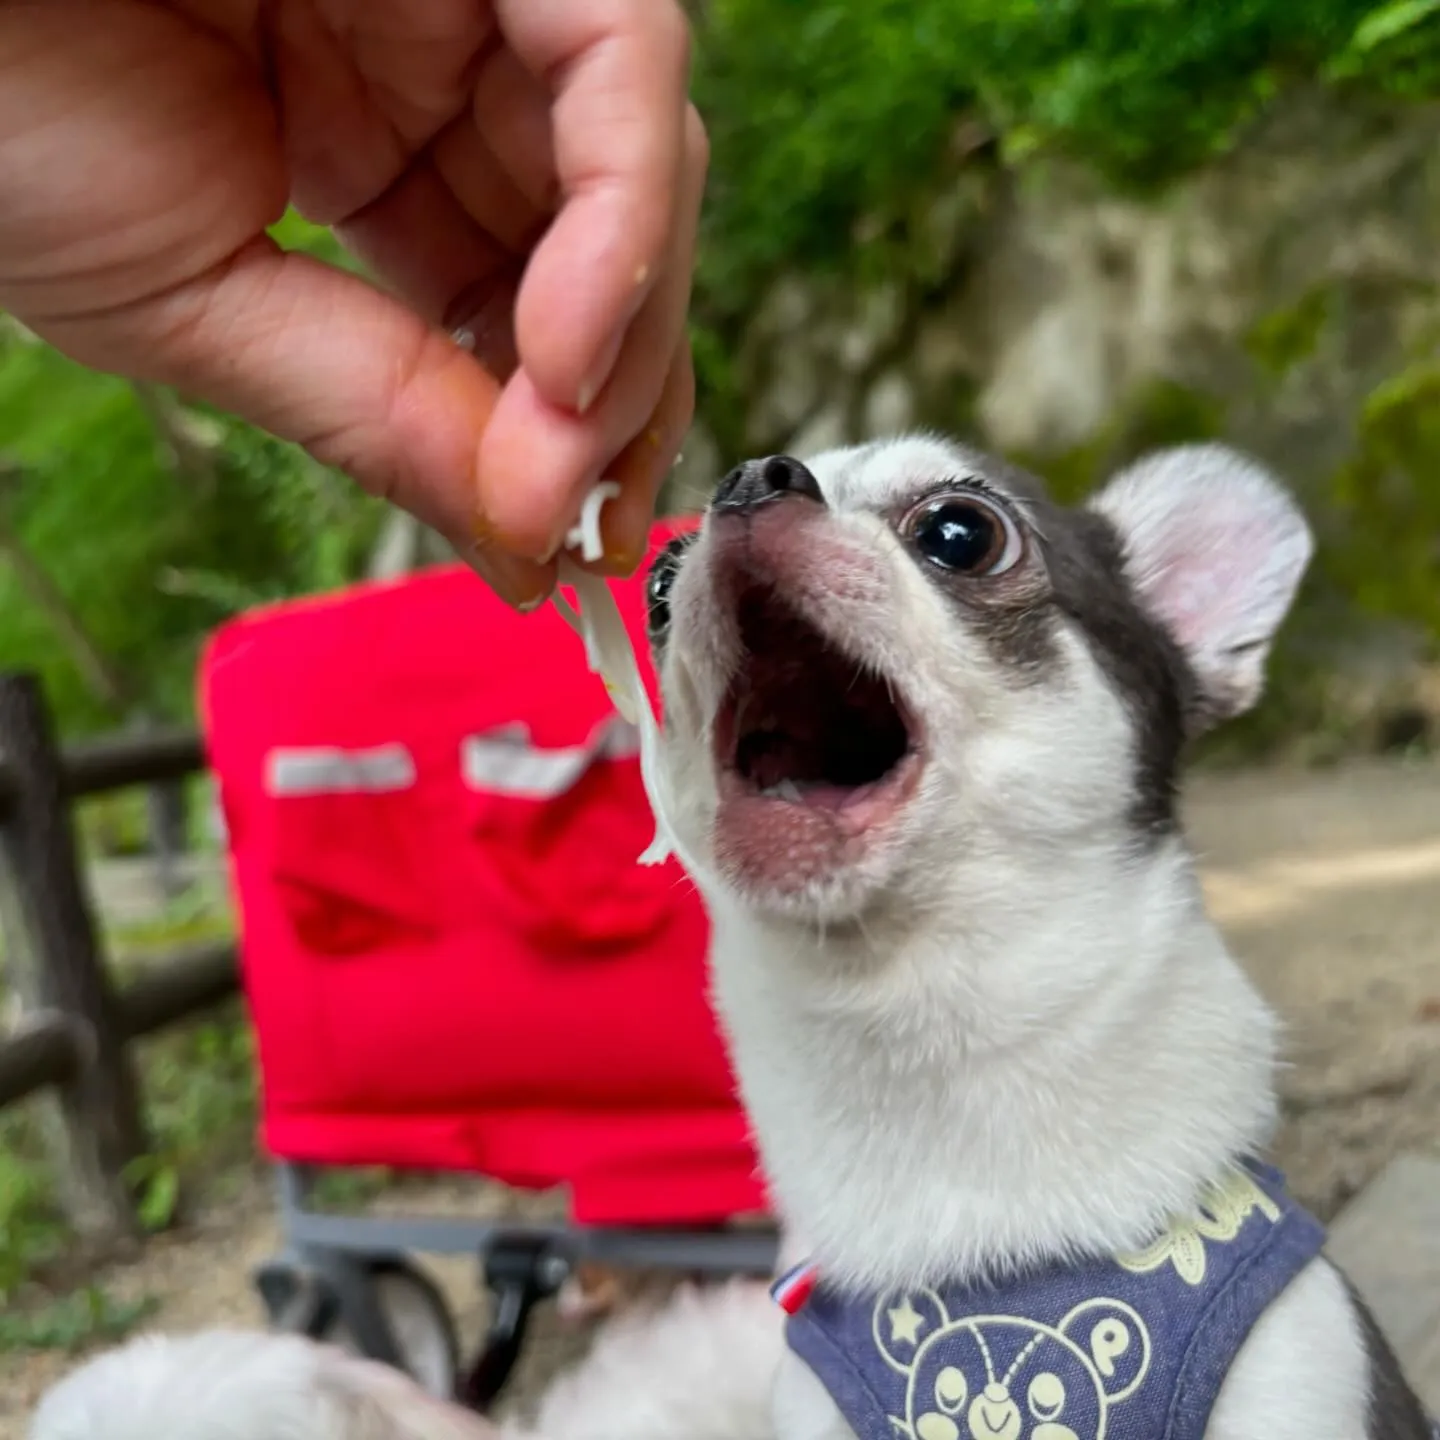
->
xmin=742 ymin=733 xmax=889 ymax=814
xmin=797 ymin=782 xmax=873 ymax=813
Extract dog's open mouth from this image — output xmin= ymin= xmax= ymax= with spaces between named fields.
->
xmin=714 ymin=587 xmax=919 ymax=828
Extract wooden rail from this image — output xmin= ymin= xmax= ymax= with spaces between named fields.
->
xmin=0 ymin=672 xmax=236 ymax=1242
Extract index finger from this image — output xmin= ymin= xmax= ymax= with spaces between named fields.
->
xmin=493 ymin=0 xmax=694 ymax=413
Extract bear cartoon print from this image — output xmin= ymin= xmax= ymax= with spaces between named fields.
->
xmin=880 ymin=1293 xmax=1149 ymax=1440
xmin=778 ymin=1163 xmax=1323 ymax=1440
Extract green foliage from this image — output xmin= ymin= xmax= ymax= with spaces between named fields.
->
xmin=1350 ymin=0 xmax=1440 ymax=52
xmin=1011 ymin=378 xmax=1226 ymax=504
xmin=134 ymin=1004 xmax=259 ymax=1214
xmin=0 ymin=994 xmax=256 ymax=1300
xmin=1245 ymin=288 xmax=1336 ymax=378
xmin=310 ymin=1166 xmax=394 ymax=1213
xmin=0 ymin=1107 xmax=68 ymax=1298
xmin=1329 ymin=0 xmax=1440 ymax=89
xmin=692 ymin=0 xmax=1440 ymax=337
xmin=119 ymin=1001 xmax=256 ymax=1235
xmin=0 ymin=1285 xmax=158 ymax=1354
xmin=267 ymin=207 xmax=355 ymax=270
xmin=688 ymin=0 xmax=1440 ymax=427
xmin=1329 ymin=363 xmax=1440 ymax=637
xmin=124 ymin=1152 xmax=182 ymax=1234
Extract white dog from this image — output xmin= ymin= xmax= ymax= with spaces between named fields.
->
xmin=644 ymin=436 xmax=1433 ymax=1440
xmin=33 ymin=435 xmax=1430 ymax=1440
xmin=27 ymin=1328 xmax=496 ymax=1440
xmin=27 ymin=1278 xmax=782 ymax=1440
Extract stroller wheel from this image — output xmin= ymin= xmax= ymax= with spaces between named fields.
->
xmin=320 ymin=1258 xmax=461 ymax=1400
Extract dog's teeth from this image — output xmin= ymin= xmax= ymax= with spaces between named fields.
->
xmin=763 ymin=779 xmax=803 ymax=802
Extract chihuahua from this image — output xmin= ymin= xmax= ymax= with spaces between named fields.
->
xmin=644 ymin=437 xmax=1433 ymax=1440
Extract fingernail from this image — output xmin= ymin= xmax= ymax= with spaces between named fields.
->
xmin=607 ymin=546 xmax=644 ymax=578
xmin=602 ymin=501 xmax=649 ymax=576
xmin=541 ymin=521 xmax=571 ymax=566
xmin=577 ymin=331 xmax=624 ymax=414
xmin=477 ymin=505 xmax=556 ymax=572
xmin=579 ymin=270 xmax=649 ymax=410
xmin=465 ymin=539 xmax=552 ymax=611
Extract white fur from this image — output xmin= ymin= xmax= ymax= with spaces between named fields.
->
xmin=27 ymin=1328 xmax=497 ymax=1440
xmin=27 ymin=1284 xmax=784 ymax=1440
xmin=653 ymin=435 xmax=1380 ymax=1440
xmin=25 ymin=437 xmax=1379 ymax=1440
xmin=515 ymin=1280 xmax=782 ymax=1440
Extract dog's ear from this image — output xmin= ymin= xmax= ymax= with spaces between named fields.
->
xmin=1088 ymin=444 xmax=1313 ymax=733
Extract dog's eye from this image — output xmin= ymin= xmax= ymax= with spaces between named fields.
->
xmin=646 ymin=533 xmax=695 ymax=638
xmin=905 ymin=494 xmax=1022 ymax=576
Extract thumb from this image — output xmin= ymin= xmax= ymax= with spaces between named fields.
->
xmin=43 ymin=237 xmax=551 ymax=606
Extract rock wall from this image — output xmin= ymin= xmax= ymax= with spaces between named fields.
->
xmin=673 ymin=90 xmax=1440 ymax=752
xmin=684 ymin=91 xmax=1440 ymax=484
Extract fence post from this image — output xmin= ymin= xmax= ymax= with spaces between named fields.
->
xmin=147 ymin=777 xmax=189 ymax=905
xmin=0 ymin=672 xmax=144 ymax=1241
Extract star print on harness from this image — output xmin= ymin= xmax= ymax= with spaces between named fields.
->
xmin=773 ymin=1162 xmax=1326 ymax=1440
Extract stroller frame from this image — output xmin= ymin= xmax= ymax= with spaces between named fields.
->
xmin=255 ymin=1160 xmax=781 ymax=1410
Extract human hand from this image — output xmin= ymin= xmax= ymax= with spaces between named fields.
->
xmin=0 ymin=0 xmax=707 ymax=608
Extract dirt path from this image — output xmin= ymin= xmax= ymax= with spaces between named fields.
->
xmin=1185 ymin=757 xmax=1440 ymax=1216
xmin=5 ymin=756 xmax=1440 ymax=1433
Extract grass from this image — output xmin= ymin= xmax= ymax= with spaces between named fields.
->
xmin=0 ymin=1288 xmax=161 ymax=1356
xmin=0 ymin=996 xmax=259 ymax=1343
xmin=0 ymin=820 xmax=260 ymax=1349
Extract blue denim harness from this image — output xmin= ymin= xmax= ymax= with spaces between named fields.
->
xmin=772 ymin=1163 xmax=1330 ymax=1440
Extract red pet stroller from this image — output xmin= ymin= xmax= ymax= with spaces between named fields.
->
xmin=199 ymin=520 xmax=776 ymax=1407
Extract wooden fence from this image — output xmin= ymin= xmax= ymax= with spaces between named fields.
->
xmin=0 ymin=671 xmax=237 ymax=1244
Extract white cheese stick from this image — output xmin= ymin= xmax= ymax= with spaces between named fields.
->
xmin=553 ymin=488 xmax=675 ymax=865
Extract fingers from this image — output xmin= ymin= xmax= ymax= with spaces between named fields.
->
xmin=266 ymin=0 xmax=709 ymax=586
xmin=265 ymin=0 xmax=409 ymax=223
xmin=430 ymin=116 xmax=548 ymax=255
xmin=333 ymin=154 xmax=513 ymax=322
xmin=267 ymin=0 xmax=491 ymax=222
xmin=39 ymin=236 xmax=553 ymax=609
xmin=466 ymin=43 xmax=558 ymax=215
xmin=577 ymin=338 xmax=695 ymax=577
xmin=476 ymin=102 xmax=706 ymax=560
xmin=494 ymin=0 xmax=697 ymax=412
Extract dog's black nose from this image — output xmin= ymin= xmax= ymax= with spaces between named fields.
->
xmin=712 ymin=455 xmax=825 ymax=514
